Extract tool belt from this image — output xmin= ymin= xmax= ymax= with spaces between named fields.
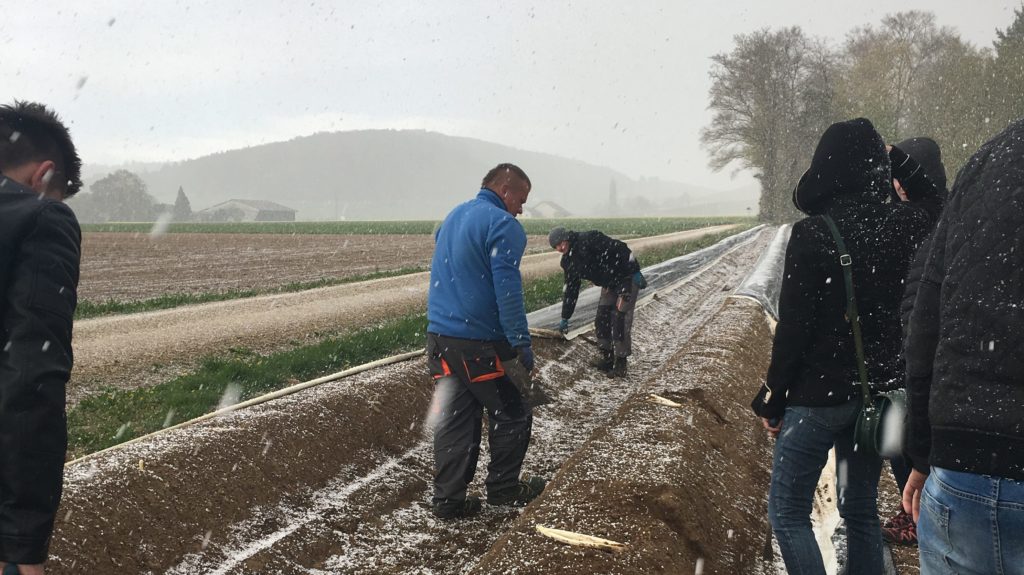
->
xmin=426 ymin=333 xmax=551 ymax=406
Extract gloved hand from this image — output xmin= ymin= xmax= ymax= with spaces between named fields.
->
xmin=516 ymin=345 xmax=535 ymax=371
xmin=558 ymin=318 xmax=570 ymax=334
xmin=632 ymin=271 xmax=648 ymax=289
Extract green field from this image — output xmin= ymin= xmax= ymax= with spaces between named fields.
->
xmin=81 ymin=216 xmax=752 ymax=236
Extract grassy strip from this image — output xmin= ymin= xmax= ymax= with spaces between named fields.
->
xmin=67 ymin=313 xmax=429 ymax=458
xmin=66 ymin=225 xmax=756 ymax=458
xmin=75 ymin=266 xmax=426 ymax=320
xmin=81 ymin=216 xmax=753 ymax=237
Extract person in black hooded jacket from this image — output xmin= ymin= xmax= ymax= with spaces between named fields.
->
xmin=751 ymin=118 xmax=941 ymax=574
xmin=878 ymin=136 xmax=949 ymax=547
xmin=901 ymin=118 xmax=1024 ymax=574
xmin=0 ymin=102 xmax=82 ymax=574
xmin=548 ymin=228 xmax=645 ymax=377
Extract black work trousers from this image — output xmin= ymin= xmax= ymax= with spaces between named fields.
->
xmin=426 ymin=334 xmax=532 ymax=505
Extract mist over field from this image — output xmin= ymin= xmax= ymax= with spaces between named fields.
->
xmin=79 ymin=130 xmax=758 ymax=221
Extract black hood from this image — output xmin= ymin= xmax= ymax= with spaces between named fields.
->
xmin=896 ymin=137 xmax=948 ymax=198
xmin=793 ymin=118 xmax=891 ymax=215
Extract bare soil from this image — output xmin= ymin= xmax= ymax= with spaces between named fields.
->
xmin=472 ymin=298 xmax=777 ymax=575
xmin=69 ymin=226 xmax=737 ymax=405
xmin=79 ymin=232 xmax=552 ymax=302
xmin=50 ymin=228 xmax=769 ymax=574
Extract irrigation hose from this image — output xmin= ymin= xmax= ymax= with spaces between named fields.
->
xmin=67 ymin=349 xmax=425 ymax=466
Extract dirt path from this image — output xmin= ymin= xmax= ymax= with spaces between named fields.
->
xmin=69 ymin=225 xmax=737 ymax=403
xmin=49 ymin=227 xmax=769 ymax=574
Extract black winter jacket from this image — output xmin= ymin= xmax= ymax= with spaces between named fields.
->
xmin=0 ymin=175 xmax=80 ymax=564
xmin=560 ymin=230 xmax=640 ymax=320
xmin=905 ymin=118 xmax=1024 ymax=480
xmin=752 ymin=121 xmax=941 ymax=420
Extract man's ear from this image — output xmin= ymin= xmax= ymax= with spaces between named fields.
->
xmin=29 ymin=160 xmax=63 ymax=199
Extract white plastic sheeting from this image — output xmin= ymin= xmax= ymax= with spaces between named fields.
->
xmin=527 ymin=225 xmax=766 ymax=335
xmin=733 ymin=224 xmax=791 ymax=321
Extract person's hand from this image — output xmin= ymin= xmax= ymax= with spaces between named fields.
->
xmin=0 ymin=563 xmax=45 ymax=575
xmin=902 ymin=468 xmax=928 ymax=523
xmin=558 ymin=318 xmax=569 ymax=334
xmin=761 ymin=417 xmax=782 ymax=438
xmin=632 ymin=271 xmax=648 ymax=289
xmin=516 ymin=345 xmax=535 ymax=371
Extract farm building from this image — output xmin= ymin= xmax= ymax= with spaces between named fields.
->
xmin=522 ymin=200 xmax=570 ymax=219
xmin=198 ymin=199 xmax=297 ymax=222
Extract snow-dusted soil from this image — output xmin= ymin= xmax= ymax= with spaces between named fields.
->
xmin=473 ymin=298 xmax=777 ymax=575
xmin=69 ymin=224 xmax=738 ymax=406
xmin=49 ymin=227 xmax=770 ymax=574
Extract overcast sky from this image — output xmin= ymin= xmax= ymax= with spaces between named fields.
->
xmin=3 ymin=1 xmax=1019 ymax=190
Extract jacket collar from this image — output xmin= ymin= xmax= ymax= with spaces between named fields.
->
xmin=477 ymin=187 xmax=508 ymax=212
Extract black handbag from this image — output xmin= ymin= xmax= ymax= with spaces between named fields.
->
xmin=821 ymin=215 xmax=905 ymax=458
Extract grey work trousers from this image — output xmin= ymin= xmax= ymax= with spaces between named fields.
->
xmin=595 ymin=278 xmax=639 ymax=357
xmin=431 ymin=374 xmax=532 ymax=504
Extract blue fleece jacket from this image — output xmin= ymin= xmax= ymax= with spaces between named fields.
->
xmin=427 ymin=188 xmax=531 ymax=347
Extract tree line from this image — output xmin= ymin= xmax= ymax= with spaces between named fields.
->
xmin=703 ymin=8 xmax=1024 ymax=222
xmin=69 ymin=170 xmax=247 ymax=223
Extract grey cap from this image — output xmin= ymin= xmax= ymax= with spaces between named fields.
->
xmin=548 ymin=226 xmax=570 ymax=248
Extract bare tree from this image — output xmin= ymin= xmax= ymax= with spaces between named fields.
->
xmin=838 ymin=11 xmax=953 ymax=141
xmin=991 ymin=6 xmax=1024 ymax=131
xmin=702 ymin=27 xmax=837 ymax=222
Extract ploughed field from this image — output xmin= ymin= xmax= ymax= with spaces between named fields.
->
xmin=53 ymin=228 xmax=785 ymax=574
xmin=78 ymin=218 xmax=745 ymax=304
xmin=79 ymin=232 xmax=551 ymax=303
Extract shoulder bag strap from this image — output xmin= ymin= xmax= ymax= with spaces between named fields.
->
xmin=820 ymin=215 xmax=873 ymax=406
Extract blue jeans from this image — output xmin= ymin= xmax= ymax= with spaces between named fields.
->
xmin=768 ymin=401 xmax=884 ymax=575
xmin=919 ymin=466 xmax=1024 ymax=575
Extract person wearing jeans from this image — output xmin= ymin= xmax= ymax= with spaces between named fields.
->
xmin=769 ymin=402 xmax=884 ymax=574
xmin=916 ymin=468 xmax=1024 ymax=574
xmin=902 ymin=119 xmax=1024 ymax=574
xmin=751 ymin=118 xmax=941 ymax=574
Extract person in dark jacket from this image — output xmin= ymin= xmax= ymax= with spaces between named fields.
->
xmin=0 ymin=101 xmax=82 ymax=575
xmin=751 ymin=118 xmax=941 ymax=574
xmin=880 ymin=137 xmax=948 ymax=547
xmin=901 ymin=118 xmax=1024 ymax=574
xmin=548 ymin=227 xmax=646 ymax=377
xmin=425 ymin=163 xmax=544 ymax=520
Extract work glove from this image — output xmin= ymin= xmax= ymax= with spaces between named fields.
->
xmin=558 ymin=318 xmax=570 ymax=334
xmin=516 ymin=345 xmax=535 ymax=371
xmin=632 ymin=271 xmax=648 ymax=289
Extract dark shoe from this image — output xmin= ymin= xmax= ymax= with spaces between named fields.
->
xmin=883 ymin=509 xmax=913 ymax=530
xmin=882 ymin=518 xmax=917 ymax=546
xmin=432 ymin=496 xmax=482 ymax=519
xmin=608 ymin=356 xmax=628 ymax=378
xmin=590 ymin=350 xmax=614 ymax=372
xmin=487 ymin=476 xmax=546 ymax=507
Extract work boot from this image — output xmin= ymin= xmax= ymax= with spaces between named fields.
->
xmin=608 ymin=356 xmax=628 ymax=378
xmin=487 ymin=476 xmax=546 ymax=507
xmin=432 ymin=496 xmax=482 ymax=519
xmin=590 ymin=349 xmax=614 ymax=372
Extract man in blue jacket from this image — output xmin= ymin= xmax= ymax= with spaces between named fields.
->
xmin=425 ymin=163 xmax=544 ymax=519
xmin=0 ymin=101 xmax=82 ymax=575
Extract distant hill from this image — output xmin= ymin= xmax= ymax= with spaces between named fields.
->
xmin=85 ymin=130 xmax=757 ymax=220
